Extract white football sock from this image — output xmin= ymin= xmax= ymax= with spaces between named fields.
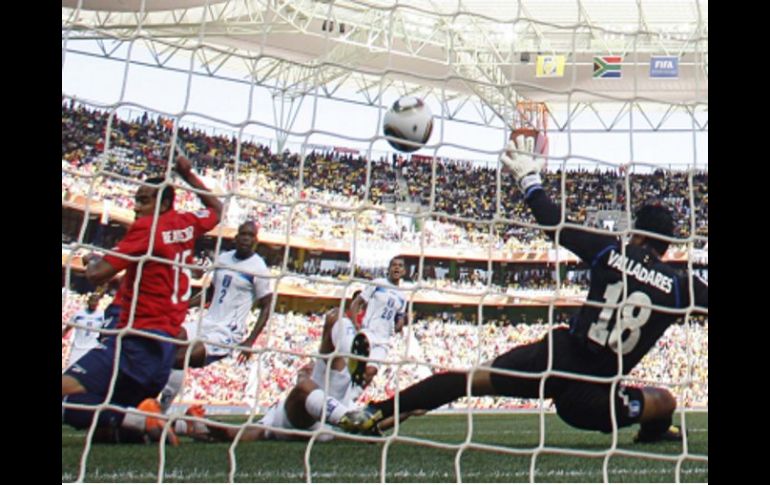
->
xmin=174 ymin=417 xmax=209 ymax=435
xmin=160 ymin=369 xmax=185 ymax=413
xmin=330 ymin=317 xmax=356 ymax=355
xmin=304 ymin=389 xmax=350 ymax=425
xmin=173 ymin=420 xmax=188 ymax=435
xmin=121 ymin=410 xmax=146 ymax=433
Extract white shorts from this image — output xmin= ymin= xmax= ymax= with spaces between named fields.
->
xmin=330 ymin=317 xmax=357 ymax=360
xmin=183 ymin=319 xmax=241 ymax=359
xmin=311 ymin=359 xmax=353 ymax=401
xmin=327 ymin=317 xmax=386 ymax=377
xmin=359 ymin=329 xmax=389 ymax=370
xmin=257 ymin=399 xmax=335 ymax=442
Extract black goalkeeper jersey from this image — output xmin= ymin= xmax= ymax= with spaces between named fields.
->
xmin=525 ymin=187 xmax=708 ymax=375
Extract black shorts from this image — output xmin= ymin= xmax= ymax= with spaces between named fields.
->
xmin=63 ymin=332 xmax=176 ymax=407
xmin=489 ymin=328 xmax=645 ymax=432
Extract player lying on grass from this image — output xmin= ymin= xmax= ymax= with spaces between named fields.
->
xmin=184 ymin=294 xmax=422 ymax=442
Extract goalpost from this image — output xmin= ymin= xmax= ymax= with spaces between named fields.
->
xmin=62 ymin=0 xmax=707 ymax=482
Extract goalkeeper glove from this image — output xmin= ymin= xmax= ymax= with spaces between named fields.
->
xmin=500 ymin=135 xmax=545 ymax=193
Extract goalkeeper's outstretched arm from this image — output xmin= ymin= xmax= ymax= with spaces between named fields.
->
xmin=500 ymin=137 xmax=618 ymax=264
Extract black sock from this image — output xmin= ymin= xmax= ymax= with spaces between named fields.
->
xmin=638 ymin=415 xmax=673 ymax=439
xmin=92 ymin=427 xmax=147 ymax=444
xmin=372 ymin=371 xmax=469 ymax=419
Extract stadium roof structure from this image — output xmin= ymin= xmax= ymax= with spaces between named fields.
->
xmin=62 ymin=0 xmax=707 ymax=131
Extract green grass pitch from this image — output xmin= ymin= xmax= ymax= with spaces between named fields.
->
xmin=62 ymin=411 xmax=707 ymax=482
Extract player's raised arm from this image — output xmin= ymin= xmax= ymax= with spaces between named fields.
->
xmin=349 ymin=293 xmax=368 ymax=318
xmin=500 ymin=135 xmax=618 ymax=264
xmin=174 ymin=155 xmax=223 ymax=221
xmin=83 ymin=251 xmax=117 ymax=287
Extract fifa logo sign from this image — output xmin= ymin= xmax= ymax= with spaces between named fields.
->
xmin=650 ymin=56 xmax=679 ymax=78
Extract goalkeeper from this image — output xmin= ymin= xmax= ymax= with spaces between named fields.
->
xmin=341 ymin=135 xmax=708 ymax=442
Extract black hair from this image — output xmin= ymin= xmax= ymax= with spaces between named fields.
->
xmin=144 ymin=177 xmax=175 ymax=208
xmin=634 ymin=204 xmax=675 ymax=255
xmin=239 ymin=220 xmax=259 ymax=233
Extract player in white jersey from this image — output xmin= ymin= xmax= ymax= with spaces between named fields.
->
xmin=190 ymin=292 xmax=419 ymax=442
xmin=159 ymin=221 xmax=274 ymax=412
xmin=192 ymin=299 xmax=363 ymax=441
xmin=347 ymin=257 xmax=408 ymax=387
xmin=64 ymin=293 xmax=106 ymax=367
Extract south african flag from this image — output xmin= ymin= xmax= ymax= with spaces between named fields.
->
xmin=593 ymin=56 xmax=622 ymax=78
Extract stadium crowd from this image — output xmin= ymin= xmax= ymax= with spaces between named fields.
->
xmin=62 ymin=293 xmax=709 ymax=410
xmin=62 ymin=102 xmax=708 ymax=411
xmin=62 ymin=102 xmax=707 ymax=251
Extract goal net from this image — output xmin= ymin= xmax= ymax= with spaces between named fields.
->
xmin=62 ymin=0 xmax=707 ymax=482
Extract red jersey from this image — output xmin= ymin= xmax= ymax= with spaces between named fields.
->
xmin=103 ymin=208 xmax=218 ymax=336
xmin=344 ymin=309 xmax=366 ymax=329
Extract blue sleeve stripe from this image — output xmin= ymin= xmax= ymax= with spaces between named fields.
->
xmin=524 ymin=185 xmax=543 ymax=200
xmin=591 ymin=244 xmax=618 ymax=268
xmin=673 ymin=276 xmax=681 ymax=308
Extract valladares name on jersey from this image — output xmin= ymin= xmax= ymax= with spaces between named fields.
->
xmin=607 ymin=249 xmax=673 ymax=293
xmin=161 ymin=226 xmax=195 ymax=245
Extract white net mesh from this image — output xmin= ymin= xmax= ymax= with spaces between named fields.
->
xmin=62 ymin=0 xmax=707 ymax=482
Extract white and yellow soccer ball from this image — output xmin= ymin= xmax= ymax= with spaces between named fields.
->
xmin=383 ymin=96 xmax=433 ymax=153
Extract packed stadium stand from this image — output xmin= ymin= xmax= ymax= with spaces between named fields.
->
xmin=62 ymin=104 xmax=708 ymax=412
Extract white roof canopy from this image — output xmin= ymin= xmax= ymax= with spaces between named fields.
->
xmin=63 ymin=0 xmax=707 ymax=122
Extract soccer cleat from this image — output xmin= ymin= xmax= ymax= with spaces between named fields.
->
xmin=338 ymin=405 xmax=383 ymax=434
xmin=361 ymin=421 xmax=384 ymax=437
xmin=138 ymin=398 xmax=179 ymax=446
xmin=633 ymin=424 xmax=682 ymax=443
xmin=186 ymin=403 xmax=205 ymax=418
xmin=347 ymin=332 xmax=371 ymax=387
xmin=159 ymin=390 xmax=175 ymax=414
xmin=184 ymin=404 xmax=214 ymax=442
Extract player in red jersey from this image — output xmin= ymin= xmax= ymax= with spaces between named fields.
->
xmin=62 ymin=155 xmax=222 ymax=444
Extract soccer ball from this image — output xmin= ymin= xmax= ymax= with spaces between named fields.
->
xmin=383 ymin=96 xmax=433 ymax=153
